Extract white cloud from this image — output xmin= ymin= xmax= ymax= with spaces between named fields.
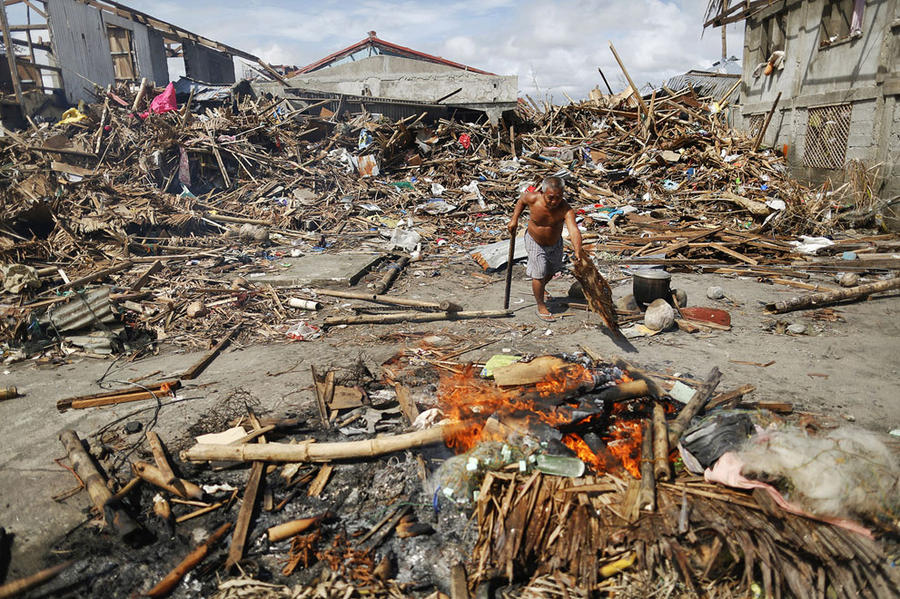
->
xmin=121 ymin=0 xmax=743 ymax=100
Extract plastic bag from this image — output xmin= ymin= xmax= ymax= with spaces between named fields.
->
xmin=147 ymin=82 xmax=178 ymax=115
xmin=430 ymin=441 xmax=530 ymax=507
xmin=58 ymin=108 xmax=87 ymax=125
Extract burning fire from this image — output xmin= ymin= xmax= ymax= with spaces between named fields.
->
xmin=438 ymin=363 xmax=644 ymax=477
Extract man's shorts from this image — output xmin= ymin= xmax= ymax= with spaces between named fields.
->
xmin=524 ymin=231 xmax=564 ymax=280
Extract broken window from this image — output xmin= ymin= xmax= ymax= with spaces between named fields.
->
xmin=761 ymin=12 xmax=786 ymax=61
xmin=820 ymin=0 xmax=864 ymax=47
xmin=107 ymin=26 xmax=137 ymax=81
xmin=802 ymin=103 xmax=852 ymax=169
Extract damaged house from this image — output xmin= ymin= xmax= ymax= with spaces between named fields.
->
xmin=256 ymin=31 xmax=518 ymax=125
xmin=0 ymin=0 xmax=273 ymax=120
xmin=704 ymin=0 xmax=899 ymax=199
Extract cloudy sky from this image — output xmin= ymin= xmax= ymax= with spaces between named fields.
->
xmin=125 ymin=0 xmax=741 ymax=100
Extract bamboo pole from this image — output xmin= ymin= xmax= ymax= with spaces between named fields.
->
xmin=267 ymin=513 xmax=327 ymax=542
xmin=637 ymin=419 xmax=655 ymax=512
xmin=373 ymin=256 xmax=410 ymax=295
xmin=608 ymin=41 xmax=649 ymax=119
xmin=146 ymin=431 xmax=176 ymax=485
xmin=130 ymin=77 xmax=149 ymax=113
xmin=752 ymin=91 xmax=782 ymax=152
xmin=183 ymin=422 xmax=466 ymax=463
xmin=0 ymin=561 xmax=72 ymax=599
xmin=53 ymin=260 xmax=133 ymax=292
xmin=132 ymin=462 xmax=203 ymax=500
xmin=311 ymin=289 xmax=462 ymax=312
xmin=765 ymin=276 xmax=900 ymax=313
xmin=324 ymin=309 xmax=511 ymax=327
xmin=59 ymin=430 xmax=141 ymax=541
xmin=652 ymin=403 xmax=670 ymax=482
xmin=146 ymin=522 xmax=231 ymax=598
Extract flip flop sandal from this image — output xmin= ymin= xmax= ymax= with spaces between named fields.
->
xmin=537 ymin=311 xmax=556 ymax=322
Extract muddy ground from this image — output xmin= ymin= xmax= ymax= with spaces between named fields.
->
xmin=1 ymin=254 xmax=898 ymax=596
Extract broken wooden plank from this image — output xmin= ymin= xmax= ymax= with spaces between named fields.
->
xmin=323 ymin=309 xmax=512 ymax=326
xmin=181 ymin=324 xmax=240 ymax=380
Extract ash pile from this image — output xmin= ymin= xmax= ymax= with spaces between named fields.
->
xmin=10 ymin=350 xmax=899 ymax=598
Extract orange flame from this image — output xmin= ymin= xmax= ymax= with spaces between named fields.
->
xmin=437 ymin=363 xmax=646 ymax=477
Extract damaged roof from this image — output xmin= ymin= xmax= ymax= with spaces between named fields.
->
xmin=294 ymin=30 xmax=495 ymax=76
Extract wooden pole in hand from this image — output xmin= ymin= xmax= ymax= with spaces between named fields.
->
xmin=503 ymin=234 xmax=516 ymax=310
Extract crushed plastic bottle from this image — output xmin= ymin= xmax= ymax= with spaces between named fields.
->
xmin=285 ymin=321 xmax=321 ymax=341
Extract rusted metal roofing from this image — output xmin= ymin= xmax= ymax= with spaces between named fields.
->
xmin=295 ymin=31 xmax=495 ymax=76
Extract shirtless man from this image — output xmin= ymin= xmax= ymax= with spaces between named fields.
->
xmin=507 ymin=176 xmax=583 ymax=321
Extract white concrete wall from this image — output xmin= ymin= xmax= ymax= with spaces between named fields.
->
xmin=289 ymin=55 xmax=517 ymax=104
xmin=738 ymin=0 xmax=898 ymax=191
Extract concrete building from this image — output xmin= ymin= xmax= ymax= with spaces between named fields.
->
xmin=1 ymin=0 xmax=268 ymax=117
xmin=282 ymin=31 xmax=517 ymax=124
xmin=705 ymin=0 xmax=899 ymax=198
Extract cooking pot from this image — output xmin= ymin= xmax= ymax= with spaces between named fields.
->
xmin=632 ymin=270 xmax=672 ymax=307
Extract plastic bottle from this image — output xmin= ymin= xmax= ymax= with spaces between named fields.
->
xmin=535 ymin=454 xmax=585 ymax=477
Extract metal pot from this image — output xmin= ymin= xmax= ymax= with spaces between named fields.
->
xmin=632 ymin=270 xmax=672 ymax=307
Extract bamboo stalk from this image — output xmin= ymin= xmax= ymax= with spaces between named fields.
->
xmin=0 ymin=561 xmax=72 ymax=599
xmin=131 ymin=462 xmax=203 ymax=500
xmin=765 ymin=276 xmax=900 ymax=313
xmin=183 ymin=422 xmax=466 ymax=463
xmin=266 ymin=513 xmax=327 ymax=542
xmin=175 ymin=502 xmax=224 ymax=524
xmin=323 ymin=309 xmax=511 ymax=327
xmin=59 ymin=430 xmax=141 ymax=541
xmin=146 ymin=431 xmax=176 ymax=485
xmin=146 ymin=522 xmax=231 ymax=598
xmin=53 ymin=260 xmax=133 ymax=292
xmin=652 ymin=403 xmax=670 ymax=482
xmin=311 ymin=288 xmax=462 ymax=312
xmin=373 ymin=255 xmax=410 ymax=295
xmin=637 ymin=419 xmax=655 ymax=512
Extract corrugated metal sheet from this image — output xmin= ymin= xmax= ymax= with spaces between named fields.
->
xmin=663 ymin=70 xmax=741 ymax=103
xmin=47 ymin=0 xmax=116 ymax=104
xmin=41 ymin=286 xmax=118 ymax=332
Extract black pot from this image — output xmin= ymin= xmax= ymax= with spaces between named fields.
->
xmin=633 ymin=270 xmax=672 ymax=307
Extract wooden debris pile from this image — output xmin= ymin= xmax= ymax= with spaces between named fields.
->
xmin=1 ymin=80 xmax=895 ymax=357
xmin=471 ymin=472 xmax=899 ymax=597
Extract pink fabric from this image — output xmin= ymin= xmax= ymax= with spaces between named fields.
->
xmin=705 ymin=452 xmax=872 ymax=538
xmin=140 ymin=82 xmax=178 ymax=118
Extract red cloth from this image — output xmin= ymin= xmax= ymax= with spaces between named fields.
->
xmin=458 ymin=133 xmax=471 ymax=149
xmin=139 ymin=82 xmax=178 ymax=118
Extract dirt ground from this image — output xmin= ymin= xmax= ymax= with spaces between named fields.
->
xmin=1 ymin=255 xmax=898 ymax=592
